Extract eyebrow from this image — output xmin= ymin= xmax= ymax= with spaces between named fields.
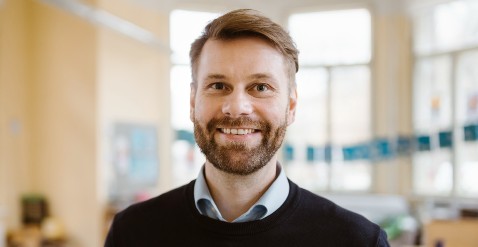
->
xmin=204 ymin=73 xmax=275 ymax=80
xmin=247 ymin=73 xmax=274 ymax=80
xmin=204 ymin=74 xmax=227 ymax=80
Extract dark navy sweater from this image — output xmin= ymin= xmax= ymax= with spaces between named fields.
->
xmin=105 ymin=180 xmax=390 ymax=247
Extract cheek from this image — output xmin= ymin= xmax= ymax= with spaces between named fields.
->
xmin=256 ymin=100 xmax=288 ymax=120
xmin=194 ymin=98 xmax=218 ymax=121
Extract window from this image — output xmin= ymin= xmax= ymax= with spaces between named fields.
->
xmin=287 ymin=8 xmax=372 ymax=192
xmin=455 ymin=50 xmax=478 ymax=196
xmin=412 ymin=0 xmax=478 ymax=197
xmin=170 ymin=10 xmax=219 ymax=186
xmin=414 ymin=0 xmax=478 ymax=55
xmin=412 ymin=56 xmax=453 ymax=195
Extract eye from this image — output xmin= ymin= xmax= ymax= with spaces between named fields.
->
xmin=255 ymin=84 xmax=269 ymax=92
xmin=211 ymin=83 xmax=226 ymax=90
xmin=249 ymin=83 xmax=275 ymax=98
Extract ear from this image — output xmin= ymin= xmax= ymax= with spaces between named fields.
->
xmin=190 ymin=82 xmax=196 ymax=122
xmin=287 ymin=87 xmax=297 ymax=126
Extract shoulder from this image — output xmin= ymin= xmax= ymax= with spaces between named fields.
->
xmin=295 ymin=183 xmax=374 ymax=226
xmin=290 ymin=181 xmax=388 ymax=246
xmin=114 ymin=181 xmax=194 ymax=225
xmin=105 ymin=181 xmax=198 ymax=246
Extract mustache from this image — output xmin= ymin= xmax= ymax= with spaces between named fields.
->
xmin=206 ymin=116 xmax=266 ymax=132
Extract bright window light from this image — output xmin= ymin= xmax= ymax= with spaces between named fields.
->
xmin=289 ymin=8 xmax=371 ymax=65
xmin=286 ymin=8 xmax=372 ymax=192
xmin=170 ymin=10 xmax=219 ymax=64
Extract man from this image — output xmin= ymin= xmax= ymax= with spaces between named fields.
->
xmin=105 ymin=9 xmax=390 ymax=246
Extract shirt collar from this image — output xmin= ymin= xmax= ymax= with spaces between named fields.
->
xmin=194 ymin=163 xmax=289 ymax=223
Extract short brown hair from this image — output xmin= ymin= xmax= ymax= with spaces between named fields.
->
xmin=189 ymin=9 xmax=299 ymax=86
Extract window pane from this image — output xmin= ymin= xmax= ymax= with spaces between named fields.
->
xmin=330 ymin=160 xmax=372 ymax=191
xmin=455 ymin=49 xmax=478 ymax=197
xmin=330 ymin=66 xmax=371 ymax=144
xmin=455 ymin=50 xmax=478 ymax=124
xmin=434 ymin=1 xmax=469 ymax=51
xmin=413 ymin=56 xmax=453 ymax=131
xmin=289 ymin=9 xmax=371 ymax=65
xmin=413 ymin=10 xmax=434 ymax=54
xmin=170 ymin=10 xmax=219 ymax=64
xmin=171 ymin=65 xmax=193 ymax=130
xmin=170 ymin=65 xmax=204 ymax=186
xmin=287 ymin=68 xmax=328 ymax=145
xmin=413 ymin=150 xmax=453 ymax=195
xmin=456 ymin=144 xmax=478 ymax=197
xmin=412 ymin=56 xmax=453 ymax=195
xmin=329 ymin=66 xmax=371 ymax=191
xmin=172 ymin=141 xmax=204 ymax=187
xmin=285 ymin=68 xmax=329 ymax=191
xmin=463 ymin=0 xmax=478 ymax=47
xmin=413 ymin=0 xmax=478 ymax=54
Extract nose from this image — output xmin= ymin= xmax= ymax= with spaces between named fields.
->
xmin=222 ymin=90 xmax=253 ymax=117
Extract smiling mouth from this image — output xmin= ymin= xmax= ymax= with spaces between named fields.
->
xmin=219 ymin=128 xmax=257 ymax=135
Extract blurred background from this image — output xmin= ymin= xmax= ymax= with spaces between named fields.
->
xmin=1 ymin=0 xmax=478 ymax=246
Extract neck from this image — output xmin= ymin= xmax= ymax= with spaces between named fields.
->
xmin=204 ymin=157 xmax=278 ymax=222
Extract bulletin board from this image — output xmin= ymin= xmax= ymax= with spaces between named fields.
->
xmin=108 ymin=123 xmax=159 ymax=204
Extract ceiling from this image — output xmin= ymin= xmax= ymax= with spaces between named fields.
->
xmin=36 ymin=0 xmax=448 ymax=53
xmin=129 ymin=0 xmax=445 ymax=17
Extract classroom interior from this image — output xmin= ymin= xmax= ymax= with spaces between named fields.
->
xmin=1 ymin=0 xmax=477 ymax=246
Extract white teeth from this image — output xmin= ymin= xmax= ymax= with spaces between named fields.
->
xmin=221 ymin=128 xmax=256 ymax=135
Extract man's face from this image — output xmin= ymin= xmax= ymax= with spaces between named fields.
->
xmin=190 ymin=37 xmax=297 ymax=176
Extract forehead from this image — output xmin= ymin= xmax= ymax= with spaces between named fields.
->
xmin=196 ymin=37 xmax=288 ymax=81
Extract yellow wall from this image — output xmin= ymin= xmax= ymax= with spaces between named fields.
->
xmin=0 ymin=0 xmax=32 ymax=229
xmin=0 ymin=0 xmax=171 ymax=246
xmin=29 ymin=1 xmax=101 ymax=246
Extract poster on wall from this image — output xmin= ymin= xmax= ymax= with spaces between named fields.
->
xmin=467 ymin=92 xmax=478 ymax=121
xmin=108 ymin=123 xmax=159 ymax=206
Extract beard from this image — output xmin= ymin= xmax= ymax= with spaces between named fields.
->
xmin=193 ymin=115 xmax=288 ymax=176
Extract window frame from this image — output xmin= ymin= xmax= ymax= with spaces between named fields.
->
xmin=411 ymin=0 xmax=478 ymax=198
xmin=285 ymin=6 xmax=375 ymax=193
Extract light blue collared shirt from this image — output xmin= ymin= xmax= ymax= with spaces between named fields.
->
xmin=194 ymin=164 xmax=289 ymax=223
